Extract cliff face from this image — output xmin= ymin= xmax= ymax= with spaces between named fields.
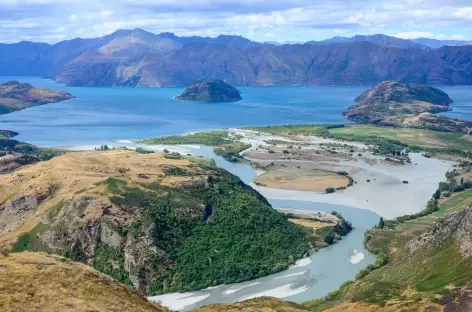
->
xmin=405 ymin=207 xmax=472 ymax=258
xmin=344 ymin=81 xmax=471 ymax=132
xmin=0 ymin=80 xmax=74 ymax=114
xmin=176 ymin=79 xmax=242 ymax=102
xmin=0 ymin=150 xmax=308 ymax=295
xmin=1 ymin=30 xmax=472 ymax=87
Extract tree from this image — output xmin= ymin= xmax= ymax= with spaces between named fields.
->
xmin=433 ymin=189 xmax=441 ymax=200
xmin=324 ymin=230 xmax=336 ymax=244
xmin=461 ymin=177 xmax=464 ymax=185
xmin=326 ymin=187 xmax=335 ymax=193
xmin=378 ymin=217 xmax=385 ymax=229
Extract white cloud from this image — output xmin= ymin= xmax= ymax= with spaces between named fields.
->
xmin=0 ymin=0 xmax=471 ymax=43
xmin=395 ymin=31 xmax=433 ymax=39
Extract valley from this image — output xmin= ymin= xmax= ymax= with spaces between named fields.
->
xmin=0 ymin=77 xmax=472 ymax=311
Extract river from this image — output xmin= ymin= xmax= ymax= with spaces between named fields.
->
xmin=137 ymin=145 xmax=379 ymax=311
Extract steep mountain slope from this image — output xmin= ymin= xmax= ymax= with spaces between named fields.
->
xmin=0 ymin=150 xmax=308 ymax=295
xmin=0 ymin=252 xmax=165 ymax=312
xmin=1 ymin=30 xmax=472 ymax=86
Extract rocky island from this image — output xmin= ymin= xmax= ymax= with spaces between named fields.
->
xmin=344 ymin=81 xmax=471 ymax=132
xmin=0 ymin=80 xmax=74 ymax=114
xmin=176 ymin=79 xmax=242 ymax=102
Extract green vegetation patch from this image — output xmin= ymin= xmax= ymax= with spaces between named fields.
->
xmin=107 ymin=166 xmax=309 ymax=294
xmin=214 ymin=143 xmax=251 ymax=162
xmin=329 ymin=125 xmax=472 ymax=151
xmin=12 ymin=223 xmax=49 ymax=252
xmin=246 ymin=124 xmax=340 ymax=136
xmin=96 ymin=178 xmax=128 ymax=194
xmin=138 ymin=131 xmax=232 ymax=146
xmin=92 ymin=243 xmax=133 ymax=286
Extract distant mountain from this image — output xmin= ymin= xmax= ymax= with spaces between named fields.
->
xmin=1 ymin=29 xmax=472 ymax=87
xmin=307 ymin=34 xmax=427 ymax=49
xmin=411 ymin=38 xmax=472 ymax=49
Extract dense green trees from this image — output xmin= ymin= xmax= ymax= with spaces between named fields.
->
xmin=106 ymin=167 xmax=308 ymax=294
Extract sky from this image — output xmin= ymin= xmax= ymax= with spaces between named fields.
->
xmin=1 ymin=0 xmax=472 ymax=44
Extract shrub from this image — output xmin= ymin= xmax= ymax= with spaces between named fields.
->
xmin=135 ymin=147 xmax=154 ymax=154
xmin=326 ymin=187 xmax=335 ymax=193
xmin=337 ymin=171 xmax=349 ymax=176
xmin=282 ymin=150 xmax=290 ymax=154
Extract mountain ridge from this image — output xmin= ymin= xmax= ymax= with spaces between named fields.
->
xmin=1 ymin=29 xmax=472 ymax=87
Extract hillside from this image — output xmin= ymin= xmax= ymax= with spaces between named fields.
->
xmin=1 ymin=30 xmax=472 ymax=86
xmin=0 ymin=80 xmax=74 ymax=114
xmin=176 ymin=79 xmax=242 ymax=102
xmin=344 ymin=81 xmax=471 ymax=132
xmin=0 ymin=252 xmax=165 ymax=312
xmin=0 ymin=150 xmax=309 ymax=295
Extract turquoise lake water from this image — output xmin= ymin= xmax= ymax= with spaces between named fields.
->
xmin=2 ymin=76 xmax=471 ymax=147
xmin=0 ymin=76 xmax=471 ymax=310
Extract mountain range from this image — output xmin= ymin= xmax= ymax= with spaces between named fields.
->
xmin=0 ymin=30 xmax=471 ymax=87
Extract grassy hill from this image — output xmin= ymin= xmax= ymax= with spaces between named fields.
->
xmin=0 ymin=150 xmax=309 ymax=295
xmin=0 ymin=252 xmax=165 ymax=312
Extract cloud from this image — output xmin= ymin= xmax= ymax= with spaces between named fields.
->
xmin=0 ymin=0 xmax=471 ymax=43
xmin=395 ymin=31 xmax=434 ymax=39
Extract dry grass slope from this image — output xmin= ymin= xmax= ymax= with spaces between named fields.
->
xmin=0 ymin=252 xmax=165 ymax=312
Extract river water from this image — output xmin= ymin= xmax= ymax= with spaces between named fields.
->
xmin=142 ymin=145 xmax=379 ymax=310
xmin=2 ymin=76 xmax=451 ymax=310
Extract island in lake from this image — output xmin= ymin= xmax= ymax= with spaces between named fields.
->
xmin=344 ymin=81 xmax=471 ymax=132
xmin=176 ymin=79 xmax=242 ymax=102
xmin=0 ymin=80 xmax=74 ymax=114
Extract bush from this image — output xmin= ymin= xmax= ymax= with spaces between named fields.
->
xmin=282 ymin=150 xmax=290 ymax=154
xmin=135 ymin=147 xmax=154 ymax=154
xmin=337 ymin=171 xmax=349 ymax=176
xmin=326 ymin=187 xmax=335 ymax=193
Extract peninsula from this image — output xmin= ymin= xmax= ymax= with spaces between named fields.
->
xmin=0 ymin=80 xmax=74 ymax=114
xmin=176 ymin=79 xmax=242 ymax=102
xmin=344 ymin=81 xmax=470 ymax=132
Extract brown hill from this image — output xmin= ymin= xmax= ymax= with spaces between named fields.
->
xmin=176 ymin=79 xmax=242 ymax=102
xmin=0 ymin=80 xmax=74 ymax=114
xmin=344 ymin=81 xmax=471 ymax=132
xmin=0 ymin=252 xmax=165 ymax=312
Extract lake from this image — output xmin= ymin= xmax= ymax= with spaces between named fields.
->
xmin=0 ymin=77 xmax=470 ymax=310
xmin=2 ymin=77 xmax=471 ymax=147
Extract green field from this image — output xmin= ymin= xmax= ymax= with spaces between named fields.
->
xmin=329 ymin=125 xmax=472 ymax=150
xmin=245 ymin=125 xmax=329 ymax=136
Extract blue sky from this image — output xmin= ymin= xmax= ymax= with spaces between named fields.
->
xmin=1 ymin=0 xmax=472 ymax=43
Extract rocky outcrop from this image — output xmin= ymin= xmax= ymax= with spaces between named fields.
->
xmin=0 ymin=130 xmax=18 ymax=139
xmin=0 ymin=80 xmax=74 ymax=114
xmin=405 ymin=207 xmax=472 ymax=258
xmin=344 ymin=81 xmax=472 ymax=132
xmin=176 ymin=79 xmax=242 ymax=102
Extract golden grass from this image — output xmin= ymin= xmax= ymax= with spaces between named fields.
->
xmin=196 ymin=297 xmax=310 ymax=312
xmin=288 ymin=218 xmax=331 ymax=230
xmin=255 ymin=169 xmax=349 ymax=192
xmin=0 ymin=252 xmax=166 ymax=312
xmin=0 ymin=150 xmax=206 ymax=249
xmin=323 ymin=302 xmax=443 ymax=312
